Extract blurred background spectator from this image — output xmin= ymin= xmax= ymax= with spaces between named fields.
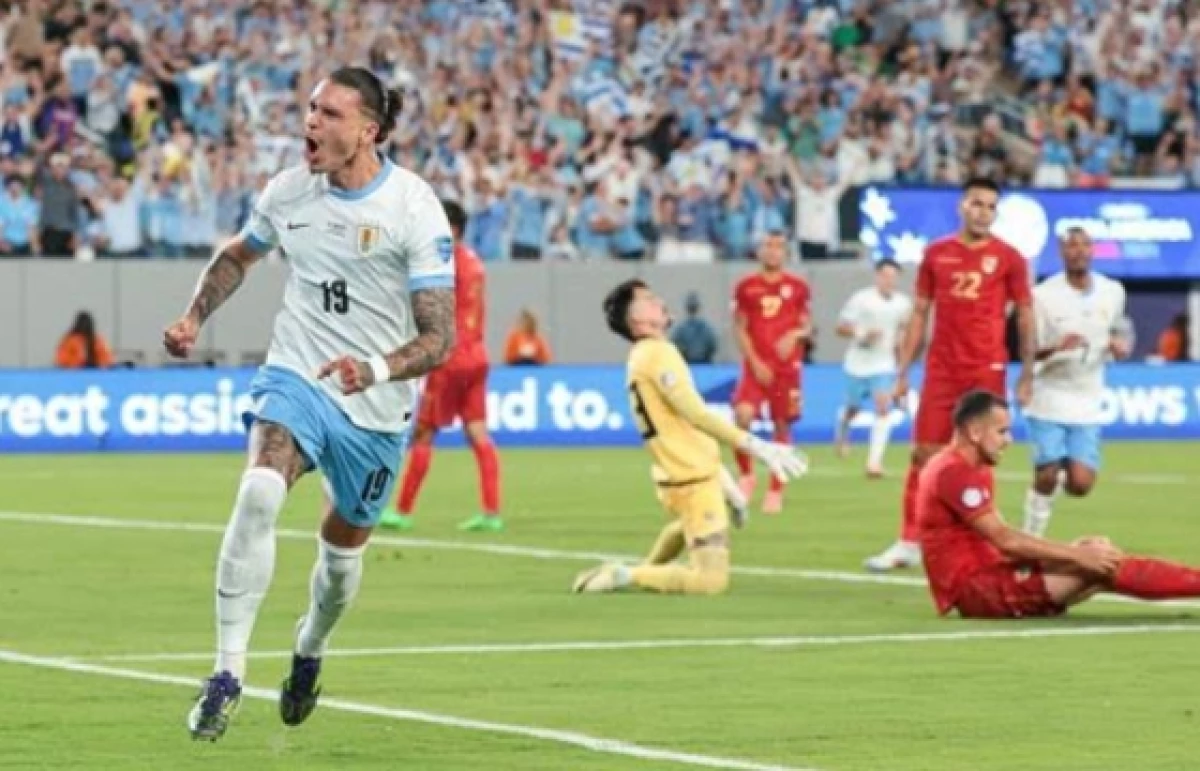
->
xmin=55 ymin=310 xmax=113 ymax=369
xmin=670 ymin=290 xmax=718 ymax=364
xmin=504 ymin=308 xmax=552 ymax=366
xmin=0 ymin=0 xmax=1196 ymax=262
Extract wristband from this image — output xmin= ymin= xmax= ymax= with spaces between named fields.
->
xmin=368 ymin=356 xmax=391 ymax=386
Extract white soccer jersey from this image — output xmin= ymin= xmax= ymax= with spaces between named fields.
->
xmin=243 ymin=160 xmax=455 ymax=433
xmin=839 ymin=287 xmax=913 ymax=377
xmin=1025 ymin=272 xmax=1126 ymax=425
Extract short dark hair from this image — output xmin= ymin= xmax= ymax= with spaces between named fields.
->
xmin=963 ymin=176 xmax=1000 ymax=196
xmin=603 ymin=279 xmax=647 ymax=342
xmin=441 ymin=199 xmax=467 ymax=238
xmin=875 ymin=258 xmax=901 ymax=272
xmin=327 ymin=66 xmax=403 ymax=144
xmin=953 ymin=390 xmax=1008 ymax=429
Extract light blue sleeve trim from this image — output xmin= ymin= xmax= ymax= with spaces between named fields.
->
xmin=242 ymin=230 xmax=273 ymax=254
xmin=409 ymin=274 xmax=455 ymax=292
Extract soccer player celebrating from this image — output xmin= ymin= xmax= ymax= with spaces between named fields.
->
xmin=1022 ymin=228 xmax=1128 ymax=537
xmin=164 ymin=67 xmax=456 ymax=741
xmin=572 ymin=279 xmax=808 ymax=595
xmin=731 ymin=230 xmax=812 ymax=514
xmin=920 ymin=390 xmax=1200 ymax=618
xmin=380 ymin=199 xmax=502 ymax=533
xmin=833 ymin=258 xmax=912 ymax=477
xmin=865 ymin=177 xmax=1035 ymax=572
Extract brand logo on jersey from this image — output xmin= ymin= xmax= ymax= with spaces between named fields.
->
xmin=326 ymin=222 xmax=347 ymax=237
xmin=981 ymin=255 xmax=998 ymax=274
xmin=287 ymin=221 xmax=310 ymax=231
xmin=435 ymin=236 xmax=454 ymax=264
xmin=357 ymin=224 xmax=382 ymax=256
xmin=961 ymin=487 xmax=984 ymax=508
xmin=781 ymin=285 xmax=792 ymax=298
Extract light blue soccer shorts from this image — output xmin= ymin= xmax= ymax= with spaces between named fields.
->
xmin=242 ymin=366 xmax=410 ymax=528
xmin=1025 ymin=416 xmax=1102 ymax=470
xmin=845 ymin=373 xmax=894 ymax=408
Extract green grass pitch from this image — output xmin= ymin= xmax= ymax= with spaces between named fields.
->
xmin=1 ymin=442 xmax=1198 ymax=770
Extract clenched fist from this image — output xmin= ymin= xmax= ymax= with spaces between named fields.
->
xmin=316 ymin=355 xmax=375 ymax=395
xmin=163 ymin=315 xmax=200 ymax=358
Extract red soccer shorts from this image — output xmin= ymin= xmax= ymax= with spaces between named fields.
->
xmin=417 ymin=360 xmax=489 ymax=430
xmin=732 ymin=364 xmax=802 ymax=424
xmin=913 ymin=368 xmax=1007 ymax=445
xmin=953 ymin=563 xmax=1065 ymax=619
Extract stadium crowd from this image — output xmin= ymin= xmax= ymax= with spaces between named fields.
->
xmin=0 ymin=0 xmax=1193 ymax=261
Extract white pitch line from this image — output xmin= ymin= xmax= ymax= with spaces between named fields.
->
xmin=3 ymin=510 xmax=1200 ymax=609
xmin=0 ymin=648 xmax=815 ymax=771
xmin=79 ymin=624 xmax=1200 ymax=664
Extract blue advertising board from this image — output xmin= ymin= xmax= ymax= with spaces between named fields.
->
xmin=859 ymin=186 xmax=1200 ymax=279
xmin=0 ymin=365 xmax=1197 ymax=453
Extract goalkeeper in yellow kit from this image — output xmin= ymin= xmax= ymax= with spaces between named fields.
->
xmin=573 ymin=279 xmax=809 ymax=596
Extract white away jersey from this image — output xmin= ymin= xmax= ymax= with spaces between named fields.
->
xmin=839 ymin=287 xmax=912 ymax=377
xmin=243 ymin=160 xmax=455 ymax=433
xmin=1026 ymin=272 xmax=1126 ymax=425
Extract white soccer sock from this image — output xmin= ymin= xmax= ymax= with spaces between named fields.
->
xmin=295 ymin=538 xmax=366 ymax=659
xmin=214 ymin=468 xmax=287 ymax=680
xmin=867 ymin=416 xmax=892 ymax=469
xmin=834 ymin=408 xmax=848 ymax=444
xmin=1023 ymin=488 xmax=1055 ymax=537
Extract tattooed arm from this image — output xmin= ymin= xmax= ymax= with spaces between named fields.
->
xmin=317 ymin=286 xmax=457 ymax=395
xmin=384 ymin=286 xmax=457 ymax=380
xmin=164 ymin=236 xmax=265 ymax=358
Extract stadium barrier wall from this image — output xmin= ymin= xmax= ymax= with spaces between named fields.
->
xmin=0 ymin=260 xmax=886 ymax=369
xmin=0 ymin=364 xmax=1197 ymax=454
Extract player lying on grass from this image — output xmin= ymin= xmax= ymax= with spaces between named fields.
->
xmin=573 ymin=279 xmax=808 ymax=595
xmin=919 ymin=389 xmax=1200 ymax=618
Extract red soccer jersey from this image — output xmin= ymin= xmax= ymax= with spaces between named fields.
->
xmin=917 ymin=235 xmax=1031 ymax=376
xmin=917 ymin=448 xmax=1005 ymax=615
xmin=449 ymin=243 xmax=487 ymax=366
xmin=732 ymin=271 xmax=811 ymax=370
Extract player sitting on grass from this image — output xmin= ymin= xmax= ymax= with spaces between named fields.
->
xmin=573 ymin=279 xmax=808 ymax=595
xmin=919 ymin=389 xmax=1200 ymax=618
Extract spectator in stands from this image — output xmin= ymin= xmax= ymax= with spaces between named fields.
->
xmin=88 ymin=171 xmax=145 ymax=258
xmin=504 ymin=309 xmax=552 ymax=367
xmin=0 ymin=175 xmax=39 ymax=256
xmin=545 ymin=223 xmax=580 ymax=260
xmin=1033 ymin=120 xmax=1074 ymax=188
xmin=1075 ymin=118 xmax=1120 ymax=188
xmin=573 ymin=181 xmax=616 ymax=260
xmin=670 ymin=292 xmax=718 ymax=365
xmin=35 ymin=152 xmax=80 ymax=257
xmin=5 ymin=0 xmax=1196 ymax=261
xmin=0 ymin=101 xmax=35 ymax=159
xmin=55 ymin=311 xmax=113 ymax=370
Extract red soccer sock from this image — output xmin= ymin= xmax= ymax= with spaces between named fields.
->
xmin=397 ymin=443 xmax=433 ymax=514
xmin=470 ymin=438 xmax=501 ymax=515
xmin=735 ymin=449 xmax=753 ymax=477
xmin=900 ymin=463 xmax=921 ymax=542
xmin=1112 ymin=558 xmax=1200 ymax=600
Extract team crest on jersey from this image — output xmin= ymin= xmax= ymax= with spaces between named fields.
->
xmin=781 ymin=285 xmax=793 ymax=298
xmin=357 ymin=224 xmax=382 ymax=256
xmin=981 ymin=255 xmax=998 ymax=274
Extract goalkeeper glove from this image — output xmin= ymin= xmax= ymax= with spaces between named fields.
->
xmin=741 ymin=434 xmax=809 ymax=483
